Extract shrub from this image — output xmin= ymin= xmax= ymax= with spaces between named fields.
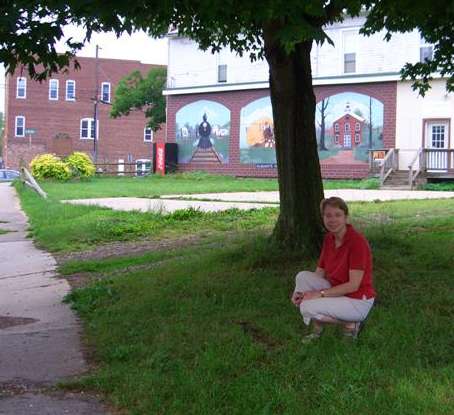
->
xmin=65 ymin=152 xmax=95 ymax=178
xmin=30 ymin=154 xmax=71 ymax=180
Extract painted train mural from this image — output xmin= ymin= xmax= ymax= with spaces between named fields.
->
xmin=175 ymin=92 xmax=383 ymax=167
xmin=175 ymin=100 xmax=230 ymax=164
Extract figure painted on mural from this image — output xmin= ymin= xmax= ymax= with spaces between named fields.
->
xmin=197 ymin=113 xmax=212 ymax=149
xmin=263 ymin=122 xmax=275 ymax=148
xmin=291 ymin=197 xmax=376 ymax=343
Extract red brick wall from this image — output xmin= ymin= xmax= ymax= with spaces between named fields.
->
xmin=4 ymin=57 xmax=166 ymax=169
xmin=167 ymin=82 xmax=396 ymax=179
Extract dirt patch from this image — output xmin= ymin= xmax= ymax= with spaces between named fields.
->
xmin=0 ymin=316 xmax=39 ymax=330
xmin=235 ymin=320 xmax=281 ymax=350
xmin=55 ymin=233 xmax=213 ymax=265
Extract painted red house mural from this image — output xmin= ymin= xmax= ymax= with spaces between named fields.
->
xmin=331 ymin=103 xmax=365 ymax=149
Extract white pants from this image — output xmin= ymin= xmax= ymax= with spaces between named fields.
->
xmin=295 ymin=271 xmax=374 ymax=326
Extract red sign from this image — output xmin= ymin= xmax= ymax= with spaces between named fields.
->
xmin=156 ymin=143 xmax=166 ymax=175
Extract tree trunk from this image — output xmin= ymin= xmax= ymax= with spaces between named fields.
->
xmin=263 ymin=26 xmax=324 ymax=257
xmin=319 ymin=99 xmax=328 ymax=151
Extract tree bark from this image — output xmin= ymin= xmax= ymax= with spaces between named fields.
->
xmin=263 ymin=25 xmax=324 ymax=256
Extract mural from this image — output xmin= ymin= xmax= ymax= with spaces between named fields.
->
xmin=176 ymin=100 xmax=230 ymax=164
xmin=316 ymin=92 xmax=384 ymax=164
xmin=239 ymin=97 xmax=277 ymax=166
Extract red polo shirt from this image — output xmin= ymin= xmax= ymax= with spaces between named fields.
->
xmin=318 ymin=225 xmax=376 ymax=299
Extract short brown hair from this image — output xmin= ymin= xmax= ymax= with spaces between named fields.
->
xmin=320 ymin=197 xmax=349 ymax=216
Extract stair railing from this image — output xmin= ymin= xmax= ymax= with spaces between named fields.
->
xmin=379 ymin=149 xmax=398 ymax=186
xmin=408 ymin=148 xmax=424 ymax=190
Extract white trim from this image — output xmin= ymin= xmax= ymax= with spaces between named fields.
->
xmin=164 ymin=82 xmax=269 ymax=95
xmin=66 ymin=80 xmax=76 ymax=101
xmin=80 ymin=118 xmax=98 ymax=140
xmin=16 ymin=77 xmax=26 ymax=99
xmin=15 ymin=116 xmax=25 ymax=137
xmin=101 ymin=82 xmax=111 ymax=103
xmin=49 ymin=79 xmax=59 ymax=100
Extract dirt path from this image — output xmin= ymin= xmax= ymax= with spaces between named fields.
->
xmin=322 ymin=150 xmax=368 ymax=165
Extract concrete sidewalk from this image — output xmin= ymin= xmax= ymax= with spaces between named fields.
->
xmin=0 ymin=183 xmax=108 ymax=414
xmin=64 ymin=188 xmax=454 ymax=214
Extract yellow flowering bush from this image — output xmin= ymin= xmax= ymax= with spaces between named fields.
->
xmin=65 ymin=152 xmax=95 ymax=178
xmin=30 ymin=154 xmax=71 ymax=180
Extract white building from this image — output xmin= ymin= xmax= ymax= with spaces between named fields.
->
xmin=164 ymin=15 xmax=453 ymax=182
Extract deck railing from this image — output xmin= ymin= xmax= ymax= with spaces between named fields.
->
xmin=379 ymin=148 xmax=398 ymax=186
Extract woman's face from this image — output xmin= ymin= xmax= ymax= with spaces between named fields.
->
xmin=323 ymin=205 xmax=348 ymax=234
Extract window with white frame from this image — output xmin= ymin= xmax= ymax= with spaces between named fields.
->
xmin=342 ymin=30 xmax=357 ymax=74
xmin=144 ymin=127 xmax=153 ymax=142
xmin=345 ymin=123 xmax=351 ymax=132
xmin=101 ymin=82 xmax=111 ymax=102
xmin=16 ymin=77 xmax=26 ymax=99
xmin=420 ymin=41 xmax=433 ymax=63
xmin=66 ymin=80 xmax=76 ymax=101
xmin=15 ymin=116 xmax=25 ymax=137
xmin=49 ymin=79 xmax=59 ymax=100
xmin=80 ymin=118 xmax=98 ymax=140
xmin=334 ymin=123 xmax=339 ymax=132
xmin=218 ymin=64 xmax=227 ymax=83
xmin=354 ymin=133 xmax=360 ymax=143
xmin=334 ymin=134 xmax=339 ymax=144
xmin=355 ymin=122 xmax=360 ymax=132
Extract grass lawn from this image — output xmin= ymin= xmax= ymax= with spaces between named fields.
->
xmin=59 ymin=198 xmax=454 ymax=414
xmin=16 ymin=178 xmax=453 ymax=414
xmin=37 ymin=171 xmax=379 ymax=201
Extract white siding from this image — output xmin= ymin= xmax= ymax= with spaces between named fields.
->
xmin=396 ymin=80 xmax=453 ymax=169
xmin=168 ymin=16 xmax=424 ymax=88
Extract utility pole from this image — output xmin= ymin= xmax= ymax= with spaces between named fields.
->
xmin=93 ymin=45 xmax=99 ymax=162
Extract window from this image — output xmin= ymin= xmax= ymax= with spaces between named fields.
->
xmin=355 ymin=122 xmax=360 ymax=132
xmin=355 ymin=133 xmax=361 ymax=144
xmin=80 ymin=118 xmax=98 ymax=140
xmin=420 ymin=46 xmax=433 ymax=63
xmin=66 ymin=80 xmax=76 ymax=101
xmin=101 ymin=82 xmax=111 ymax=103
xmin=342 ymin=30 xmax=357 ymax=74
xmin=49 ymin=79 xmax=59 ymax=100
xmin=15 ymin=116 xmax=25 ymax=137
xmin=16 ymin=77 xmax=26 ymax=99
xmin=218 ymin=64 xmax=227 ymax=83
xmin=420 ymin=34 xmax=433 ymax=63
xmin=334 ymin=134 xmax=339 ymax=144
xmin=334 ymin=123 xmax=339 ymax=132
xmin=344 ymin=53 xmax=356 ymax=73
xmin=144 ymin=127 xmax=153 ymax=142
xmin=345 ymin=123 xmax=351 ymax=133
xmin=431 ymin=124 xmax=446 ymax=148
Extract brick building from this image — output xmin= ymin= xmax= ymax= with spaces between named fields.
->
xmin=3 ymin=56 xmax=165 ymax=172
xmin=164 ymin=14 xmax=453 ymax=179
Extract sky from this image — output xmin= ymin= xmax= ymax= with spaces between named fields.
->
xmin=0 ymin=25 xmax=168 ymax=112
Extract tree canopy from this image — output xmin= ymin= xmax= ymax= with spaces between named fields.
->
xmin=1 ymin=1 xmax=452 ymax=254
xmin=110 ymin=67 xmax=167 ymax=132
xmin=2 ymin=2 xmax=452 ymax=94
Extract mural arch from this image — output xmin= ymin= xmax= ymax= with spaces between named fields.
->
xmin=239 ymin=96 xmax=276 ymax=166
xmin=176 ymin=100 xmax=230 ymax=164
xmin=316 ymin=92 xmax=384 ymax=164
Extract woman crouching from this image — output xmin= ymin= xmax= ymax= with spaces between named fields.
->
xmin=291 ymin=197 xmax=376 ymax=342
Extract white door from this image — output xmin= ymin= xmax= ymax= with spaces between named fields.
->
xmin=344 ymin=134 xmax=352 ymax=148
xmin=425 ymin=122 xmax=448 ymax=171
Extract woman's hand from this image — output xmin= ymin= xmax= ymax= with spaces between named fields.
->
xmin=291 ymin=291 xmax=305 ymax=306
xmin=301 ymin=291 xmax=322 ymax=301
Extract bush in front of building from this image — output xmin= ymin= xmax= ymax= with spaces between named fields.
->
xmin=30 ymin=154 xmax=71 ymax=180
xmin=65 ymin=151 xmax=95 ymax=178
